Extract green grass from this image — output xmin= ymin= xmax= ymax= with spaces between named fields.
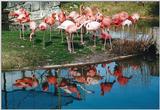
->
xmin=2 ymin=29 xmax=105 ymax=69
xmin=61 ymin=1 xmax=159 ymax=18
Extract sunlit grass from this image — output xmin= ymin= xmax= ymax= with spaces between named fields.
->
xmin=2 ymin=29 xmax=104 ymax=69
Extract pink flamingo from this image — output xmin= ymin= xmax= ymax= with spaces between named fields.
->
xmin=29 ymin=21 xmax=37 ymax=41
xmin=58 ymin=11 xmax=66 ymax=42
xmin=10 ymin=8 xmax=30 ymax=40
xmin=44 ymin=13 xmax=56 ymax=41
xmin=29 ymin=21 xmax=37 ymax=47
xmin=85 ymin=21 xmax=101 ymax=47
xmin=128 ymin=13 xmax=140 ymax=24
xmin=39 ymin=22 xmax=47 ymax=49
xmin=100 ymin=31 xmax=112 ymax=50
xmin=58 ymin=20 xmax=84 ymax=53
xmin=100 ymin=16 xmax=112 ymax=33
xmin=74 ymin=15 xmax=88 ymax=44
xmin=67 ymin=11 xmax=80 ymax=20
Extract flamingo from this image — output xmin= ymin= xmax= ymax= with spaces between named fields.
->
xmin=112 ymin=12 xmax=130 ymax=41
xmin=100 ymin=31 xmax=112 ymax=50
xmin=38 ymin=22 xmax=47 ymax=49
xmin=67 ymin=11 xmax=80 ymax=21
xmin=74 ymin=15 xmax=88 ymax=44
xmin=100 ymin=16 xmax=112 ymax=33
xmin=10 ymin=8 xmax=30 ymax=40
xmin=128 ymin=13 xmax=140 ymax=24
xmin=16 ymin=13 xmax=30 ymax=40
xmin=29 ymin=21 xmax=37 ymax=48
xmin=58 ymin=11 xmax=66 ymax=42
xmin=85 ymin=21 xmax=101 ymax=47
xmin=44 ymin=13 xmax=56 ymax=41
xmin=58 ymin=20 xmax=84 ymax=53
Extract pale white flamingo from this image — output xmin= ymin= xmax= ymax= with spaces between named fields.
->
xmin=85 ymin=21 xmax=101 ymax=47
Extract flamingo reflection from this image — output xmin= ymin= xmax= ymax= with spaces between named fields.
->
xmin=100 ymin=80 xmax=116 ymax=96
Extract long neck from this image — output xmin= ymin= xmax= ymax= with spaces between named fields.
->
xmin=77 ymin=20 xmax=91 ymax=29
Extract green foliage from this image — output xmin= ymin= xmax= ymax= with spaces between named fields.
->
xmin=61 ymin=1 xmax=159 ymax=17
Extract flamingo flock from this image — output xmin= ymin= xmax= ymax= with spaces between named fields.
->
xmin=9 ymin=5 xmax=140 ymax=53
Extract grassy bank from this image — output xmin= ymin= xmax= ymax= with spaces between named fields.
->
xmin=2 ymin=29 xmax=107 ymax=69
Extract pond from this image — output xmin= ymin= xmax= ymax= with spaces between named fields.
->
xmin=2 ymin=55 xmax=159 ymax=109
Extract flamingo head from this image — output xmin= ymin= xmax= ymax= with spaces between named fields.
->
xmin=52 ymin=13 xmax=56 ymax=18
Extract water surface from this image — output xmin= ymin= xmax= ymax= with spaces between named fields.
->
xmin=2 ymin=56 xmax=159 ymax=109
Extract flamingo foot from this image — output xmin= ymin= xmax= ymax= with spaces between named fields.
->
xmin=80 ymin=41 xmax=85 ymax=45
xmin=93 ymin=45 xmax=96 ymax=48
xmin=68 ymin=49 xmax=72 ymax=53
xmin=109 ymin=48 xmax=112 ymax=51
xmin=102 ymin=47 xmax=106 ymax=51
xmin=22 ymin=37 xmax=26 ymax=40
xmin=72 ymin=51 xmax=76 ymax=54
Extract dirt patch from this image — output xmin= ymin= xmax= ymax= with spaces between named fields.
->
xmin=73 ymin=50 xmax=118 ymax=64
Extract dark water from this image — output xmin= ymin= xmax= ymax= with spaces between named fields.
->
xmin=1 ymin=56 xmax=159 ymax=109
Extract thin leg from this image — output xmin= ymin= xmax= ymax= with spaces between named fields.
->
xmin=43 ymin=31 xmax=45 ymax=49
xmin=29 ymin=32 xmax=33 ymax=41
xmin=33 ymin=33 xmax=35 ymax=48
xmin=109 ymin=38 xmax=113 ymax=50
xmin=22 ymin=24 xmax=25 ymax=40
xmin=67 ymin=34 xmax=71 ymax=53
xmin=93 ymin=32 xmax=96 ymax=47
xmin=19 ymin=24 xmax=22 ymax=39
xmin=80 ymin=28 xmax=84 ymax=45
xmin=60 ymin=29 xmax=64 ymax=43
xmin=50 ymin=26 xmax=52 ymax=41
xmin=122 ymin=26 xmax=124 ymax=43
xmin=103 ymin=38 xmax=107 ymax=50
xmin=71 ymin=34 xmax=75 ymax=53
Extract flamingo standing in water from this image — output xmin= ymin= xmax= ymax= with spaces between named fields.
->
xmin=44 ymin=13 xmax=56 ymax=41
xmin=39 ymin=22 xmax=47 ymax=49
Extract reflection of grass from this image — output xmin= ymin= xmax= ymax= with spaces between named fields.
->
xmin=2 ymin=30 xmax=105 ymax=69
